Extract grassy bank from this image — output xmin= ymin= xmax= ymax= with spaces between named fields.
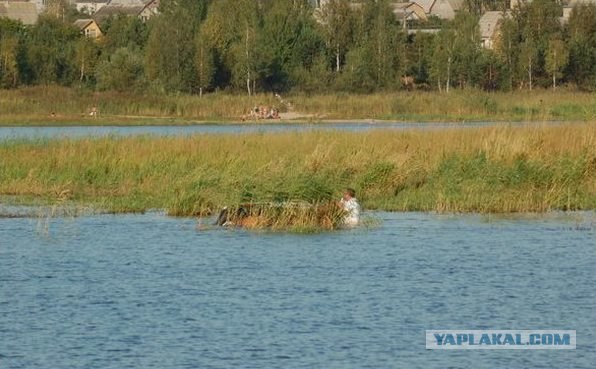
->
xmin=0 ymin=86 xmax=595 ymax=125
xmin=1 ymin=123 xmax=594 ymax=229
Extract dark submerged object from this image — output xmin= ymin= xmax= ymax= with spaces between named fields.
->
xmin=213 ymin=201 xmax=346 ymax=230
xmin=214 ymin=205 xmax=250 ymax=226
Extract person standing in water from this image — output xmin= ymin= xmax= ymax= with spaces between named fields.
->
xmin=339 ymin=188 xmax=360 ymax=226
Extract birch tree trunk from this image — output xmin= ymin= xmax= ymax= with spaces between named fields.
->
xmin=446 ymin=56 xmax=451 ymax=93
xmin=336 ymin=44 xmax=340 ymax=72
xmin=246 ymin=26 xmax=251 ymax=96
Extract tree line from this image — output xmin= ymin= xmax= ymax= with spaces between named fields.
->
xmin=0 ymin=0 xmax=594 ymax=93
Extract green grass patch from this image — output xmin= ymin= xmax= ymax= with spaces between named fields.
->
xmin=0 ymin=124 xmax=594 ymax=230
xmin=0 ymin=86 xmax=595 ymax=125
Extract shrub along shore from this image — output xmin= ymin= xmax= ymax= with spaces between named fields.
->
xmin=0 ymin=123 xmax=594 ymax=231
xmin=0 ymin=86 xmax=595 ymax=125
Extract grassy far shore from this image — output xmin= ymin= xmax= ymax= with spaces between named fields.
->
xmin=0 ymin=123 xmax=594 ymax=231
xmin=0 ymin=86 xmax=595 ymax=125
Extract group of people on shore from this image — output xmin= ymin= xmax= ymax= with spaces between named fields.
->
xmin=50 ymin=106 xmax=98 ymax=118
xmin=248 ymin=105 xmax=280 ymax=120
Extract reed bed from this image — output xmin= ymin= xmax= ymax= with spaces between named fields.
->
xmin=0 ymin=123 xmax=594 ymax=229
xmin=211 ymin=201 xmax=347 ymax=232
xmin=0 ymin=86 xmax=594 ymax=124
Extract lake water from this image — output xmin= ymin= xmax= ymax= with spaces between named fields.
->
xmin=0 ymin=121 xmax=556 ymax=140
xmin=1 ymin=211 xmax=594 ymax=368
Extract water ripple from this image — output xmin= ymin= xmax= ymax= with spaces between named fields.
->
xmin=0 ymin=211 xmax=594 ymax=369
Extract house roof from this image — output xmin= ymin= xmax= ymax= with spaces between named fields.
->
xmin=392 ymin=2 xmax=428 ymax=21
xmin=93 ymin=4 xmax=144 ymax=22
xmin=109 ymin=0 xmax=146 ymax=5
xmin=393 ymin=2 xmax=417 ymax=10
xmin=566 ymin=0 xmax=596 ymax=6
xmin=108 ymin=0 xmax=159 ymax=6
xmin=0 ymin=2 xmax=38 ymax=25
xmin=446 ymin=0 xmax=464 ymax=11
xmin=412 ymin=0 xmax=435 ymax=13
xmin=393 ymin=2 xmax=410 ymax=8
xmin=410 ymin=0 xmax=463 ymax=14
xmin=479 ymin=11 xmax=508 ymax=39
xmin=92 ymin=0 xmax=157 ymax=22
xmin=73 ymin=18 xmax=95 ymax=30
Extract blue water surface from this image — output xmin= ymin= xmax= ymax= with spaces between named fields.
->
xmin=1 ymin=211 xmax=594 ymax=369
xmin=0 ymin=121 xmax=557 ymax=141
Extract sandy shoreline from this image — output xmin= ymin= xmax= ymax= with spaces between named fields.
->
xmin=0 ymin=111 xmax=592 ymax=127
xmin=0 ymin=116 xmax=503 ymax=127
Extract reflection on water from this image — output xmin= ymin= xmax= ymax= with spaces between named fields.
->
xmin=1 ymin=211 xmax=594 ymax=369
xmin=0 ymin=121 xmax=557 ymax=140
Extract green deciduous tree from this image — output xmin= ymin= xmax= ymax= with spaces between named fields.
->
xmin=495 ymin=15 xmax=519 ymax=90
xmin=316 ymin=0 xmax=356 ymax=73
xmin=95 ymin=47 xmax=145 ymax=92
xmin=496 ymin=0 xmax=562 ymax=90
xmin=74 ymin=37 xmax=100 ymax=84
xmin=27 ymin=16 xmax=80 ymax=85
xmin=101 ymin=15 xmax=148 ymax=54
xmin=566 ymin=4 xmax=596 ymax=91
xmin=404 ymin=32 xmax=434 ymax=87
xmin=195 ymin=29 xmax=215 ymax=97
xmin=145 ymin=0 xmax=211 ymax=92
xmin=0 ymin=18 xmax=27 ymax=87
xmin=479 ymin=49 xmax=503 ymax=90
xmin=450 ymin=12 xmax=483 ymax=89
xmin=343 ymin=0 xmax=405 ymax=91
xmin=200 ymin=0 xmax=261 ymax=94
xmin=430 ymin=27 xmax=456 ymax=92
xmin=2 ymin=0 xmax=596 ymax=93
xmin=519 ymin=0 xmax=563 ymax=88
xmin=0 ymin=36 xmax=20 ymax=87
xmin=259 ymin=0 xmax=324 ymax=91
xmin=518 ymin=37 xmax=538 ymax=90
xmin=545 ymin=37 xmax=569 ymax=89
xmin=431 ymin=12 xmax=483 ymax=91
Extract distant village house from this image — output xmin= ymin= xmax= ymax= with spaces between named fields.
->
xmin=414 ymin=0 xmax=463 ymax=20
xmin=479 ymin=10 xmax=509 ymax=49
xmin=73 ymin=18 xmax=103 ymax=38
xmin=391 ymin=2 xmax=428 ymax=24
xmin=92 ymin=0 xmax=159 ymax=24
xmin=0 ymin=1 xmax=38 ymax=25
xmin=560 ymin=0 xmax=596 ymax=23
xmin=313 ymin=0 xmax=462 ymax=22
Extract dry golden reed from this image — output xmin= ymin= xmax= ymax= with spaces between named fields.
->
xmin=0 ymin=123 xmax=594 ymax=222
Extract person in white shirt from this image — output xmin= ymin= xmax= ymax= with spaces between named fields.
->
xmin=339 ymin=188 xmax=360 ymax=226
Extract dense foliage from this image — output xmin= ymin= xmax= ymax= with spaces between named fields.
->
xmin=0 ymin=0 xmax=595 ymax=93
